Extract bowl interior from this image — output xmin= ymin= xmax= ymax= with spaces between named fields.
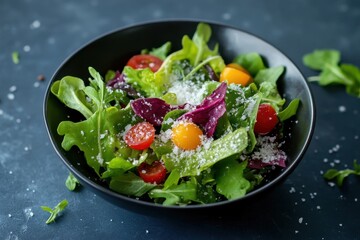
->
xmin=44 ymin=20 xmax=315 ymax=209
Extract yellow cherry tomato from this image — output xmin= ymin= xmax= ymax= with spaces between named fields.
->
xmin=220 ymin=63 xmax=252 ymax=86
xmin=171 ymin=122 xmax=203 ymax=150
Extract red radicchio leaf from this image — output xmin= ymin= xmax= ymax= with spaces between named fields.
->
xmin=178 ymin=82 xmax=227 ymax=137
xmin=130 ymin=98 xmax=175 ymax=126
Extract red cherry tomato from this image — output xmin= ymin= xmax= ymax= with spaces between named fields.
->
xmin=126 ymin=54 xmax=163 ymax=72
xmin=254 ymin=104 xmax=279 ymax=135
xmin=138 ymin=161 xmax=167 ymax=184
xmin=124 ymin=122 xmax=155 ymax=150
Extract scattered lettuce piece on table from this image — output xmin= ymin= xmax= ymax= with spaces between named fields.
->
xmin=323 ymin=160 xmax=360 ymax=186
xmin=225 ymin=84 xmax=261 ymax=152
xmin=277 ymin=98 xmax=300 ymax=121
xmin=65 ymin=173 xmax=80 ymax=191
xmin=303 ymin=49 xmax=360 ymax=97
xmin=12 ymin=51 xmax=20 ymax=64
xmin=41 ymin=199 xmax=68 ymax=224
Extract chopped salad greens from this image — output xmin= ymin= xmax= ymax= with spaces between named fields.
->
xmin=51 ymin=23 xmax=299 ymax=206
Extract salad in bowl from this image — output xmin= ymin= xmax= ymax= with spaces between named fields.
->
xmin=50 ymin=23 xmax=302 ymax=206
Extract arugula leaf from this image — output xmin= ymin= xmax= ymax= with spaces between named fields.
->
xmin=233 ymin=52 xmax=266 ymax=76
xmin=12 ymin=51 xmax=20 ymax=64
xmin=142 ymin=41 xmax=172 ymax=60
xmin=303 ymin=49 xmax=340 ymax=70
xmin=214 ymin=159 xmax=250 ymax=199
xmin=303 ymin=49 xmax=360 ymax=98
xmin=277 ymin=98 xmax=300 ymax=121
xmin=65 ymin=173 xmax=80 ymax=191
xmin=225 ymin=84 xmax=261 ymax=152
xmin=323 ymin=160 xmax=360 ymax=186
xmin=163 ymin=127 xmax=248 ymax=177
xmin=109 ymin=172 xmax=156 ymax=197
xmin=149 ymin=178 xmax=197 ymax=206
xmin=41 ymin=199 xmax=68 ymax=224
xmin=254 ymin=66 xmax=285 ymax=85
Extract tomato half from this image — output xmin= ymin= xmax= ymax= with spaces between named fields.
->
xmin=126 ymin=54 xmax=163 ymax=72
xmin=138 ymin=161 xmax=167 ymax=184
xmin=254 ymin=104 xmax=279 ymax=135
xmin=124 ymin=122 xmax=155 ymax=150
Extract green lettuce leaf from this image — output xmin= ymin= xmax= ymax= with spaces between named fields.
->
xmin=101 ymin=157 xmax=135 ymax=178
xmin=149 ymin=178 xmax=197 ymax=206
xmin=58 ymin=110 xmax=116 ymax=175
xmin=214 ymin=159 xmax=250 ymax=199
xmin=109 ymin=172 xmax=156 ymax=197
xmin=163 ymin=128 xmax=248 ymax=177
xmin=154 ymin=23 xmax=225 ymax=85
xmin=254 ymin=66 xmax=285 ymax=85
xmin=225 ymin=84 xmax=261 ymax=152
xmin=341 ymin=64 xmax=360 ymax=97
xmin=303 ymin=49 xmax=340 ymax=71
xmin=56 ymin=67 xmax=134 ymax=175
xmin=123 ymin=66 xmax=167 ymax=97
xmin=233 ymin=52 xmax=266 ymax=76
xmin=51 ymin=76 xmax=94 ymax=119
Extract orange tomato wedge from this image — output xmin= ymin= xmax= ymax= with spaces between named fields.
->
xmin=220 ymin=63 xmax=252 ymax=86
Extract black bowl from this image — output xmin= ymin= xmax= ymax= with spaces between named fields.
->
xmin=44 ymin=20 xmax=315 ymax=212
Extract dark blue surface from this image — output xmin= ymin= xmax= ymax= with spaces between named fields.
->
xmin=0 ymin=0 xmax=359 ymax=239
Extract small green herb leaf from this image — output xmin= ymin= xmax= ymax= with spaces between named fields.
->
xmin=65 ymin=173 xmax=80 ymax=191
xmin=254 ymin=66 xmax=285 ymax=85
xmin=278 ymin=98 xmax=300 ymax=121
xmin=323 ymin=160 xmax=360 ymax=186
xmin=41 ymin=199 xmax=68 ymax=224
xmin=303 ymin=49 xmax=340 ymax=70
xmin=12 ymin=51 xmax=20 ymax=64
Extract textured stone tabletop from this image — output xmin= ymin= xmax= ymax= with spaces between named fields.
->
xmin=1 ymin=0 xmax=359 ymax=239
